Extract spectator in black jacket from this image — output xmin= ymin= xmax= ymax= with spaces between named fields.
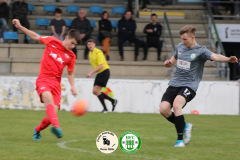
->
xmin=143 ymin=13 xmax=163 ymax=61
xmin=128 ymin=0 xmax=150 ymax=13
xmin=118 ymin=10 xmax=142 ymax=61
xmin=12 ymin=0 xmax=30 ymax=43
xmin=98 ymin=11 xmax=112 ymax=60
xmin=50 ymin=8 xmax=66 ymax=41
xmin=71 ymin=9 xmax=92 ymax=59
xmin=0 ymin=0 xmax=9 ymax=43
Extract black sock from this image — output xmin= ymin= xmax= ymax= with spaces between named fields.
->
xmin=101 ymin=93 xmax=114 ymax=103
xmin=97 ymin=94 xmax=108 ymax=111
xmin=174 ymin=115 xmax=185 ymax=140
xmin=166 ymin=112 xmax=175 ymax=124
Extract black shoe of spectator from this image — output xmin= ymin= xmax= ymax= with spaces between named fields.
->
xmin=158 ymin=57 xmax=161 ymax=61
xmin=134 ymin=56 xmax=138 ymax=61
xmin=24 ymin=39 xmax=29 ymax=44
xmin=106 ymin=55 xmax=110 ymax=61
xmin=15 ymin=40 xmax=18 ymax=43
xmin=120 ymin=56 xmax=124 ymax=61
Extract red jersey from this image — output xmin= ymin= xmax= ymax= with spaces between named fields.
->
xmin=38 ymin=36 xmax=76 ymax=81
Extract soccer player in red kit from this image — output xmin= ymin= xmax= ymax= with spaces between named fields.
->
xmin=12 ymin=19 xmax=81 ymax=140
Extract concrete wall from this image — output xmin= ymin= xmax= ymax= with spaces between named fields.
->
xmin=0 ymin=76 xmax=239 ymax=115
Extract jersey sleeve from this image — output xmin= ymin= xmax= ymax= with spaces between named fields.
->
xmin=97 ymin=51 xmax=105 ymax=65
xmin=201 ymin=47 xmax=214 ymax=60
xmin=67 ymin=55 xmax=76 ymax=72
xmin=39 ymin=36 xmax=56 ymax=45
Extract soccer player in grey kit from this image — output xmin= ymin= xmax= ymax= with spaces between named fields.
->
xmin=160 ymin=25 xmax=238 ymax=147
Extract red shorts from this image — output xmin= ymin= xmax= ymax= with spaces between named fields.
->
xmin=36 ymin=77 xmax=61 ymax=108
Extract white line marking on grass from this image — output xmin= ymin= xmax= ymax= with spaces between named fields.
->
xmin=57 ymin=139 xmax=177 ymax=160
xmin=143 ymin=137 xmax=167 ymax=139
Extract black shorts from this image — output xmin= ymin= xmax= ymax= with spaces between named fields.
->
xmin=94 ymin=69 xmax=110 ymax=87
xmin=161 ymin=86 xmax=196 ymax=108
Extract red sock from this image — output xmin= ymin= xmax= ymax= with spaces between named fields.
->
xmin=35 ymin=116 xmax=51 ymax=132
xmin=46 ymin=104 xmax=60 ymax=128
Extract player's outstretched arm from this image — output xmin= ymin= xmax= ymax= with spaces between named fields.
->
xmin=12 ymin=19 xmax=40 ymax=42
xmin=211 ymin=53 xmax=238 ymax=63
xmin=164 ymin=56 xmax=177 ymax=68
xmin=68 ymin=71 xmax=77 ymax=96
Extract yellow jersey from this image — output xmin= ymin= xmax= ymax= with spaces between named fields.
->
xmin=89 ymin=48 xmax=110 ymax=74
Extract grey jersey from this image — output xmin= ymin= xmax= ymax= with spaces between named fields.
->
xmin=169 ymin=43 xmax=213 ymax=92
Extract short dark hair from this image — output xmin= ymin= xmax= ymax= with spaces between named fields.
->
xmin=151 ymin=13 xmax=157 ymax=17
xmin=67 ymin=29 xmax=81 ymax=44
xmin=101 ymin=11 xmax=109 ymax=18
xmin=55 ymin=8 xmax=62 ymax=14
xmin=125 ymin=10 xmax=132 ymax=15
xmin=87 ymin=39 xmax=96 ymax=44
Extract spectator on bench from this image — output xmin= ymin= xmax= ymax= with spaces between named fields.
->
xmin=71 ymin=9 xmax=92 ymax=59
xmin=0 ymin=0 xmax=9 ymax=43
xmin=143 ymin=13 xmax=163 ymax=61
xmin=12 ymin=0 xmax=30 ymax=43
xmin=118 ymin=10 xmax=142 ymax=61
xmin=128 ymin=0 xmax=150 ymax=13
xmin=98 ymin=11 xmax=112 ymax=61
xmin=50 ymin=8 xmax=66 ymax=41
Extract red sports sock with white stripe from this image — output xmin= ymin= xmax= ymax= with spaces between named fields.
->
xmin=35 ymin=116 xmax=51 ymax=131
xmin=46 ymin=104 xmax=60 ymax=128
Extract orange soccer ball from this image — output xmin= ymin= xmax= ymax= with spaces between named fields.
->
xmin=70 ymin=99 xmax=88 ymax=117
xmin=191 ymin=110 xmax=199 ymax=115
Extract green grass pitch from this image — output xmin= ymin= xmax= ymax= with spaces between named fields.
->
xmin=0 ymin=109 xmax=239 ymax=160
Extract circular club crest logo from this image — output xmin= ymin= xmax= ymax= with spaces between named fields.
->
xmin=96 ymin=131 xmax=118 ymax=154
xmin=191 ymin=53 xmax=196 ymax=59
xmin=119 ymin=131 xmax=142 ymax=154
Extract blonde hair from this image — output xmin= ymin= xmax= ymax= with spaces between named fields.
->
xmin=179 ymin=25 xmax=196 ymax=36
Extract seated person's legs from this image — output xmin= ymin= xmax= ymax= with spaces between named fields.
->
xmin=118 ymin=35 xmax=126 ymax=60
xmin=72 ymin=47 xmax=78 ymax=58
xmin=132 ymin=37 xmax=145 ymax=61
xmin=82 ymin=36 xmax=90 ymax=59
xmin=0 ymin=18 xmax=8 ymax=42
xmin=155 ymin=41 xmax=162 ymax=60
xmin=143 ymin=41 xmax=153 ymax=60
xmin=102 ymin=37 xmax=111 ymax=60
xmin=20 ymin=18 xmax=30 ymax=43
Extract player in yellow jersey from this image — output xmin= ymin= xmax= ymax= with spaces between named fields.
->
xmin=86 ymin=39 xmax=117 ymax=113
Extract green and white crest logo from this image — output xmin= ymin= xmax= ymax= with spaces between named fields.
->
xmin=191 ymin=53 xmax=196 ymax=59
xmin=119 ymin=131 xmax=142 ymax=154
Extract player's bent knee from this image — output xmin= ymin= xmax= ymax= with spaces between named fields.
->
xmin=92 ymin=89 xmax=99 ymax=95
xmin=172 ymin=104 xmax=181 ymax=112
xmin=160 ymin=108 xmax=169 ymax=116
xmin=93 ymin=86 xmax=101 ymax=96
xmin=41 ymin=91 xmax=54 ymax=105
xmin=159 ymin=104 xmax=169 ymax=116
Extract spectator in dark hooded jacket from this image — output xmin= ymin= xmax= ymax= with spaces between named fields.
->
xmin=0 ymin=0 xmax=9 ymax=43
xmin=71 ymin=9 xmax=92 ymax=59
xmin=12 ymin=0 xmax=30 ymax=43
xmin=118 ymin=10 xmax=143 ymax=61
